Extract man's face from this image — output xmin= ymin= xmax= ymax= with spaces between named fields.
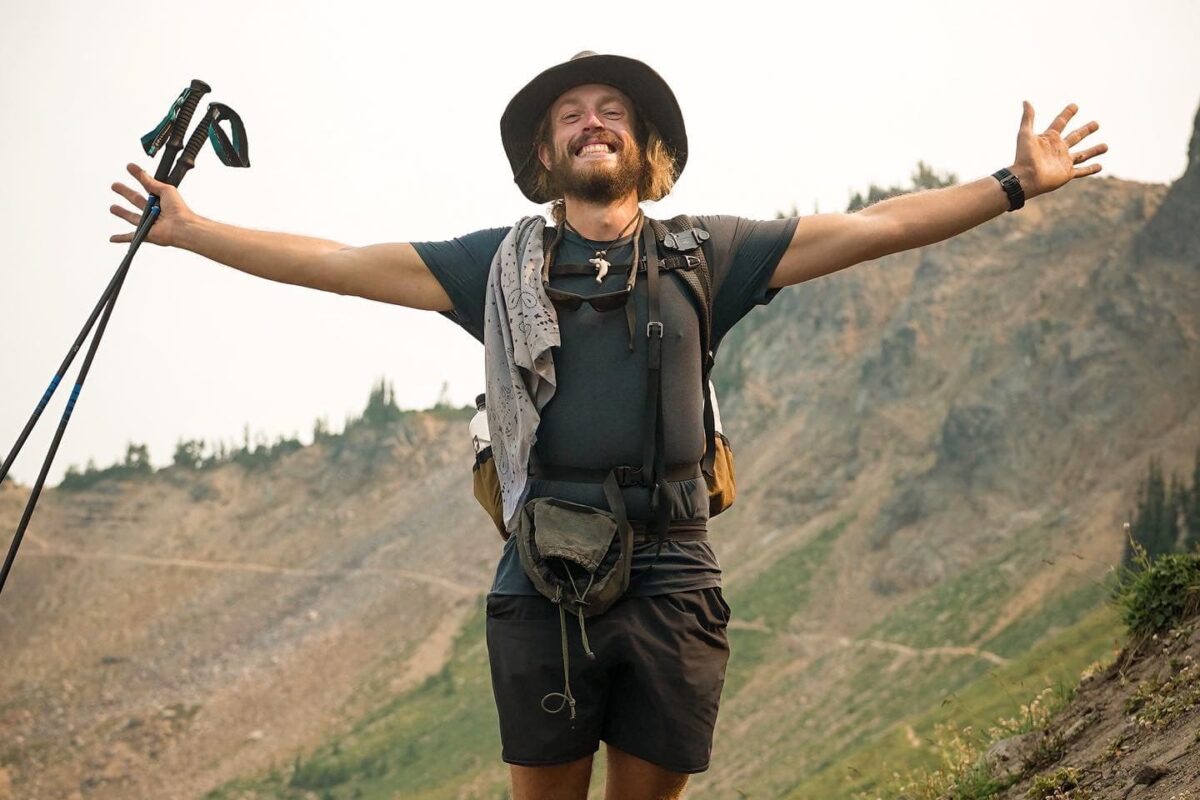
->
xmin=538 ymin=83 xmax=642 ymax=204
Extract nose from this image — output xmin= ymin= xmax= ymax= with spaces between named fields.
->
xmin=581 ymin=110 xmax=605 ymax=131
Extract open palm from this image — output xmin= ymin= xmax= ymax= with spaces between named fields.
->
xmin=1014 ymin=102 xmax=1108 ymax=198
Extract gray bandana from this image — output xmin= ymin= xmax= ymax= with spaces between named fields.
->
xmin=484 ymin=216 xmax=559 ymax=531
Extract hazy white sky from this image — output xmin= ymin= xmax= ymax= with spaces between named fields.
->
xmin=1 ymin=0 xmax=1197 ymax=486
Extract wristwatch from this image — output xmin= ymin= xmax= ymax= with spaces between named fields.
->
xmin=992 ymin=167 xmax=1025 ymax=212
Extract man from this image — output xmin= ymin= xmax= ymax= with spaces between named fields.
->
xmin=109 ymin=52 xmax=1105 ymax=800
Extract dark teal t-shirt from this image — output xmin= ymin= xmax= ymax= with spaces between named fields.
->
xmin=413 ymin=214 xmax=798 ymax=595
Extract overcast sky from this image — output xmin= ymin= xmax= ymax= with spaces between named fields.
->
xmin=1 ymin=0 xmax=1197 ymax=486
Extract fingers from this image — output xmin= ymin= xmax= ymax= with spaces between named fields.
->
xmin=1021 ymin=100 xmax=1035 ymax=133
xmin=110 ymin=166 xmax=161 ymax=244
xmin=1073 ymin=163 xmax=1102 ymax=178
xmin=109 ymin=201 xmax=142 ymax=226
xmin=110 ymin=181 xmax=147 ymax=210
xmin=1071 ymin=142 xmax=1108 ymax=165
xmin=1048 ymin=103 xmax=1079 ymax=135
xmin=126 ymin=162 xmax=169 ymax=195
xmin=1064 ymin=120 xmax=1100 ymax=147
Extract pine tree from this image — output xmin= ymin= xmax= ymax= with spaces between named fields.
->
xmin=1185 ymin=447 xmax=1200 ymax=552
xmin=1166 ymin=473 xmax=1184 ymax=553
xmin=173 ymin=439 xmax=206 ymax=470
xmin=1128 ymin=458 xmax=1172 ymax=561
xmin=124 ymin=442 xmax=152 ymax=474
xmin=362 ymin=377 xmax=401 ymax=427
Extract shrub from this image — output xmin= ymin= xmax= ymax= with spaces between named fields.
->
xmin=1112 ymin=544 xmax=1200 ymax=641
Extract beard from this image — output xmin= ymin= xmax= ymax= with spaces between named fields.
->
xmin=546 ymin=130 xmax=643 ymax=204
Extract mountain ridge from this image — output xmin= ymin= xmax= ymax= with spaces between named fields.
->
xmin=2 ymin=111 xmax=1199 ymax=797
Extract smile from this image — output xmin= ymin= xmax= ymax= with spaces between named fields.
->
xmin=575 ymin=142 xmax=616 ymax=157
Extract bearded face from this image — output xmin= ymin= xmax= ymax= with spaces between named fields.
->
xmin=545 ymin=127 xmax=643 ymax=204
xmin=538 ymin=84 xmax=645 ymax=205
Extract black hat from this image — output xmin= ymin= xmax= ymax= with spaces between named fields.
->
xmin=500 ymin=51 xmax=688 ymax=203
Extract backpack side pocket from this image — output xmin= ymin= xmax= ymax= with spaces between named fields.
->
xmin=472 ymin=446 xmax=508 ymax=540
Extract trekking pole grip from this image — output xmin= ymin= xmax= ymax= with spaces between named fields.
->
xmin=153 ymin=79 xmax=211 ymax=183
xmin=169 ymin=105 xmax=213 ymax=186
xmin=169 ymin=80 xmax=210 ymax=147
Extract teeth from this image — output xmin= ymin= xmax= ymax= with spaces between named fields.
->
xmin=578 ymin=143 xmax=612 ymax=156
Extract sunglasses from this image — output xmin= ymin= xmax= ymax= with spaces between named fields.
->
xmin=543 ymin=283 xmax=633 ymax=312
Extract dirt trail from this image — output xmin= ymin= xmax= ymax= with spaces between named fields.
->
xmin=21 ymin=532 xmax=476 ymax=596
xmin=729 ymin=619 xmax=1009 ymax=665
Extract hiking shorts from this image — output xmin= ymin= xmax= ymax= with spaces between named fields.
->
xmin=484 ymin=586 xmax=731 ymax=774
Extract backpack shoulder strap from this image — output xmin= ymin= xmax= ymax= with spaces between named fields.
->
xmin=647 ymin=216 xmax=713 ymax=366
xmin=647 ymin=215 xmax=721 ymax=478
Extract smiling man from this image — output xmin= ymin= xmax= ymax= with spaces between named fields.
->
xmin=110 ymin=51 xmax=1106 ymax=800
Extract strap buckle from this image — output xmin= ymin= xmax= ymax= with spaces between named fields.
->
xmin=612 ymin=465 xmax=645 ymax=486
xmin=661 ymin=228 xmax=710 ymax=252
xmin=646 ymin=321 xmax=664 ymax=338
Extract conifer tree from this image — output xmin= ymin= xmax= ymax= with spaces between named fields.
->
xmin=1127 ymin=458 xmax=1172 ymax=562
xmin=1185 ymin=447 xmax=1200 ymax=552
xmin=1166 ymin=473 xmax=1184 ymax=553
xmin=363 ymin=377 xmax=401 ymax=427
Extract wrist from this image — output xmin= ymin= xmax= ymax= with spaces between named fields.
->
xmin=1008 ymin=163 xmax=1037 ymax=200
xmin=174 ymin=214 xmax=208 ymax=252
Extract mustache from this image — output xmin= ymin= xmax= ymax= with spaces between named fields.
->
xmin=567 ymin=130 xmax=623 ymax=155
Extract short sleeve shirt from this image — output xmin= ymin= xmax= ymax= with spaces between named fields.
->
xmin=414 ymin=214 xmax=798 ymax=595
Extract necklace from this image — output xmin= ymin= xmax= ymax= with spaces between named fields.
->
xmin=564 ymin=210 xmax=642 ymax=283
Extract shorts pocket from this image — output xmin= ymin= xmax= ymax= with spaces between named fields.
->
xmin=485 ymin=592 xmax=558 ymax=621
xmin=661 ymin=588 xmax=729 ymax=635
xmin=713 ymin=587 xmax=732 ymax=625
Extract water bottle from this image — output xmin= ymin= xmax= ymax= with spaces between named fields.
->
xmin=709 ymin=380 xmax=724 ymax=433
xmin=469 ymin=393 xmax=491 ymax=455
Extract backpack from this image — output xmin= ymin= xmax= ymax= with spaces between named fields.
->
xmin=471 ymin=215 xmax=737 ymax=540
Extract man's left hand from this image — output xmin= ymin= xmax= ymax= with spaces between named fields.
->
xmin=1011 ymin=101 xmax=1108 ymax=199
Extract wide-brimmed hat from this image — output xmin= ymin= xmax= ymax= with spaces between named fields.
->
xmin=500 ymin=51 xmax=687 ymax=204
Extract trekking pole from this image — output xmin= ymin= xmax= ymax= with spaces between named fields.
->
xmin=0 ymin=82 xmax=249 ymax=598
xmin=0 ymin=80 xmax=210 ymax=487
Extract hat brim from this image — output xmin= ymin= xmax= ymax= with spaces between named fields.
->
xmin=500 ymin=54 xmax=687 ymax=204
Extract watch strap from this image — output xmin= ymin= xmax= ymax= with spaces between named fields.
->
xmin=992 ymin=167 xmax=1025 ymax=212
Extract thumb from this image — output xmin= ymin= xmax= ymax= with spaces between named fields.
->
xmin=127 ymin=162 xmax=170 ymax=194
xmin=1020 ymin=100 xmax=1034 ymax=133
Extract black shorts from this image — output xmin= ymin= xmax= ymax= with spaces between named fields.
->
xmin=484 ymin=586 xmax=731 ymax=774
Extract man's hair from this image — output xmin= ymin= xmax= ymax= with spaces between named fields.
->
xmin=532 ymin=106 xmax=678 ymax=224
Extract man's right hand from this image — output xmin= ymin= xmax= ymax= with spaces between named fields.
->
xmin=109 ymin=163 xmax=197 ymax=248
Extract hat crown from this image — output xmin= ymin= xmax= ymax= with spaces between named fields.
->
xmin=570 ymin=50 xmax=599 ymax=60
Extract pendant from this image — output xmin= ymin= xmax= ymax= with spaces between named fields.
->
xmin=589 ymin=253 xmax=610 ymax=282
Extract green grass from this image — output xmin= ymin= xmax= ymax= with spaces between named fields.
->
xmin=718 ymin=518 xmax=851 ymax=701
xmin=981 ymin=576 xmax=1115 ymax=658
xmin=861 ymin=551 xmax=1014 ymax=652
xmin=724 ymin=627 xmax=774 ymax=698
xmin=781 ymin=602 xmax=1122 ymax=799
xmin=725 ymin=517 xmax=851 ymax=632
xmin=204 ymin=597 xmax=510 ymax=800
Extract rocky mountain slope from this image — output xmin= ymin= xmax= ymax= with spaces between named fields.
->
xmin=2 ymin=104 xmax=1198 ymax=799
xmin=986 ymin=614 xmax=1200 ymax=800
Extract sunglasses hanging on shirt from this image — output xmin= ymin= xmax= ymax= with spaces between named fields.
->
xmin=543 ymin=213 xmax=645 ymax=351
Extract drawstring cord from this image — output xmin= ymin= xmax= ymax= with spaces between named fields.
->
xmin=540 ymin=566 xmax=598 ymax=721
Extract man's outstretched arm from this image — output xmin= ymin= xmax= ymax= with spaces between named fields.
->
xmin=769 ymin=101 xmax=1108 ymax=288
xmin=110 ymin=163 xmax=454 ymax=312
